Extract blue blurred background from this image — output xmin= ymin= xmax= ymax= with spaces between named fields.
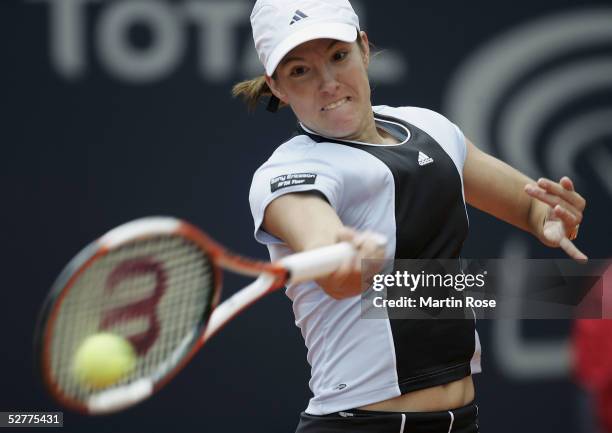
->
xmin=1 ymin=0 xmax=611 ymax=431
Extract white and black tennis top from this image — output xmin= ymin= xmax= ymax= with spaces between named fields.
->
xmin=249 ymin=105 xmax=482 ymax=415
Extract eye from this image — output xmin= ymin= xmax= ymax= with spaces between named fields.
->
xmin=333 ymin=50 xmax=349 ymax=61
xmin=290 ymin=66 xmax=308 ymax=77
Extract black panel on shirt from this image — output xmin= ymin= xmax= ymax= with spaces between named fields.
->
xmin=295 ymin=111 xmax=475 ymax=394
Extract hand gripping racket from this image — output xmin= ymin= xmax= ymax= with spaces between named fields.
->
xmin=35 ymin=216 xmax=356 ymax=415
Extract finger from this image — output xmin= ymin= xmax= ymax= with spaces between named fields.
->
xmin=537 ymin=177 xmax=583 ymax=207
xmin=351 ymin=232 xmax=388 ymax=265
xmin=525 ymin=184 xmax=584 ymax=219
xmin=354 ymin=231 xmax=387 ymax=249
xmin=554 ymin=204 xmax=582 ymax=226
xmin=525 ymin=184 xmax=563 ymax=208
xmin=560 ymin=176 xmax=575 ymax=192
xmin=559 ymin=237 xmax=588 ymax=263
xmin=537 ymin=177 xmax=585 ymax=209
xmin=367 ymin=232 xmax=388 ymax=248
xmin=358 ymin=236 xmax=386 ymax=259
xmin=353 ymin=232 xmax=369 ymax=249
xmin=559 ymin=176 xmax=587 ymax=212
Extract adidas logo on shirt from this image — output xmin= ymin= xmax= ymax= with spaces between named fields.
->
xmin=290 ymin=10 xmax=308 ymax=25
xmin=418 ymin=151 xmax=434 ymax=166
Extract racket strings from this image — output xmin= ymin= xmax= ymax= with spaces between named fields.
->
xmin=48 ymin=235 xmax=215 ymax=403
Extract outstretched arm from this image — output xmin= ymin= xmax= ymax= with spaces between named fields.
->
xmin=263 ymin=192 xmax=386 ymax=299
xmin=463 ymin=138 xmax=587 ymax=262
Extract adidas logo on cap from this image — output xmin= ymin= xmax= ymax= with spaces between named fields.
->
xmin=290 ymin=9 xmax=308 ymax=25
xmin=418 ymin=151 xmax=434 ymax=166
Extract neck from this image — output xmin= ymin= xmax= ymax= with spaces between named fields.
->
xmin=301 ymin=109 xmax=399 ymax=145
xmin=337 ymin=113 xmax=398 ymax=145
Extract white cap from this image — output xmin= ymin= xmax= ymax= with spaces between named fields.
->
xmin=251 ymin=0 xmax=360 ymax=76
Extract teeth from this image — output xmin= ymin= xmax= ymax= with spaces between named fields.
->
xmin=323 ymin=97 xmax=349 ymax=111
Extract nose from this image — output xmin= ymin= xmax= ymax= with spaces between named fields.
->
xmin=318 ymin=64 xmax=340 ymax=95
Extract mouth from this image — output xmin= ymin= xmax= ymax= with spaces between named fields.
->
xmin=321 ymin=97 xmax=351 ymax=112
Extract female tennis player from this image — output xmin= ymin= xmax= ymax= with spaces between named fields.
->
xmin=235 ymin=0 xmax=588 ymax=431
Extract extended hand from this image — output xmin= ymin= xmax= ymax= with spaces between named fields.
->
xmin=524 ymin=176 xmax=587 ymax=262
xmin=317 ymin=227 xmax=387 ymax=299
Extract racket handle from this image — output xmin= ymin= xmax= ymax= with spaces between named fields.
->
xmin=280 ymin=242 xmax=355 ymax=284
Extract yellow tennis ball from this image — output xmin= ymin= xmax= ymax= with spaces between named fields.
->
xmin=72 ymin=333 xmax=137 ymax=389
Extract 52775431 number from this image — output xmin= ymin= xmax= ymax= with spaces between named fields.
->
xmin=0 ymin=412 xmax=63 ymax=427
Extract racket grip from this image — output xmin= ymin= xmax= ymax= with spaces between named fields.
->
xmin=280 ymin=242 xmax=355 ymax=284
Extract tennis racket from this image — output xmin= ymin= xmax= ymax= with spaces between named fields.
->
xmin=35 ymin=216 xmax=358 ymax=415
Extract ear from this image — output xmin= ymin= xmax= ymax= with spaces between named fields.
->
xmin=265 ymin=74 xmax=288 ymax=104
xmin=359 ymin=31 xmax=370 ymax=67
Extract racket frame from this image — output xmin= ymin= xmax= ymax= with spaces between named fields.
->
xmin=36 ymin=217 xmax=287 ymax=414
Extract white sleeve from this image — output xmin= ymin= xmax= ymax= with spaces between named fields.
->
xmin=248 ymin=146 xmax=343 ymax=245
xmin=452 ymin=122 xmax=468 ymax=169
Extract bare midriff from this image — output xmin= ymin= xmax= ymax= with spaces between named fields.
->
xmin=357 ymin=376 xmax=474 ymax=412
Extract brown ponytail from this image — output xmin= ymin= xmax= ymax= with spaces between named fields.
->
xmin=232 ymin=75 xmax=286 ymax=112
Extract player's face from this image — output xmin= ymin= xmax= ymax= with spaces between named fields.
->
xmin=267 ymin=33 xmax=372 ymax=140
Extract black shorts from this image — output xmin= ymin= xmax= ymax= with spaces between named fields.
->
xmin=295 ymin=402 xmax=479 ymax=433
